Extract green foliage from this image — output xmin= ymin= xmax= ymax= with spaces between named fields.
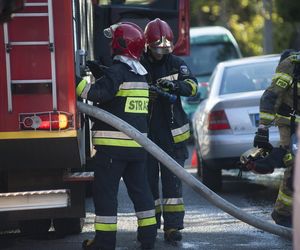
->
xmin=275 ymin=0 xmax=300 ymax=22
xmin=190 ymin=0 xmax=298 ymax=56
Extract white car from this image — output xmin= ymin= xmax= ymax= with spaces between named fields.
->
xmin=192 ymin=54 xmax=281 ymax=191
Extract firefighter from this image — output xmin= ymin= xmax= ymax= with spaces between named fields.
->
xmin=253 ymin=49 xmax=300 ymax=228
xmin=76 ymin=22 xmax=157 ymax=250
xmin=141 ymin=18 xmax=198 ymax=244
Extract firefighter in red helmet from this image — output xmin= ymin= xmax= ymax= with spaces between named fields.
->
xmin=77 ymin=22 xmax=157 ymax=250
xmin=141 ymin=18 xmax=198 ymax=244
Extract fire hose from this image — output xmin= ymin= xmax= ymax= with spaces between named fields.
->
xmin=77 ymin=101 xmax=292 ymax=240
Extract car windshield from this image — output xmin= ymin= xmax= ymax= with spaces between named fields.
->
xmin=182 ymin=43 xmax=239 ymax=77
xmin=219 ymin=59 xmax=278 ymax=95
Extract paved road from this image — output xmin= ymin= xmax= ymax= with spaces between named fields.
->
xmin=0 ymin=145 xmax=293 ymax=249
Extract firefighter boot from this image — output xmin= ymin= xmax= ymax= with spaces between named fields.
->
xmin=137 ymin=234 xmax=155 ymax=250
xmin=253 ymin=147 xmax=287 ymax=174
xmin=164 ymin=229 xmax=182 ymax=245
xmin=82 ymin=239 xmax=113 ymax=250
xmin=271 ymin=210 xmax=292 ymax=228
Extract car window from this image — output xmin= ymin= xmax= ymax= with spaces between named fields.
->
xmin=182 ymin=42 xmax=239 ymax=77
xmin=219 ymin=60 xmax=279 ymax=95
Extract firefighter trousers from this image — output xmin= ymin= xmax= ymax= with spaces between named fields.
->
xmin=274 ymin=126 xmax=294 ymax=218
xmin=93 ymin=151 xmax=157 ymax=249
xmin=274 ymin=155 xmax=294 ymax=217
xmin=147 ymin=153 xmax=185 ymax=230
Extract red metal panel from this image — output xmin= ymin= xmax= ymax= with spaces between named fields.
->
xmin=52 ymin=0 xmax=77 ymax=116
xmin=0 ymin=0 xmax=77 ymax=133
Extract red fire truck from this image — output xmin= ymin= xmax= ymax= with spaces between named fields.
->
xmin=0 ymin=0 xmax=189 ymax=237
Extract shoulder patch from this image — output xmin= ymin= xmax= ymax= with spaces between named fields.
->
xmin=180 ymin=65 xmax=189 ymax=75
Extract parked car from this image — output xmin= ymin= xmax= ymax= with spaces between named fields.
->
xmin=192 ymin=54 xmax=280 ymax=191
xmin=181 ymin=26 xmax=242 ymax=123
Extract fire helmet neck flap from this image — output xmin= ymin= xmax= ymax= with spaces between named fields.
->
xmin=144 ymin=18 xmax=174 ymax=55
xmin=103 ymin=22 xmax=146 ymax=60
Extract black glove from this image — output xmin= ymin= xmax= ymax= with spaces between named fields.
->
xmin=86 ymin=60 xmax=107 ymax=79
xmin=253 ymin=127 xmax=270 ymax=149
xmin=157 ymin=79 xmax=177 ymax=91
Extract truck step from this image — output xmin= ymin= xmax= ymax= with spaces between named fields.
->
xmin=63 ymin=172 xmax=94 ymax=182
xmin=0 ymin=189 xmax=70 ymax=212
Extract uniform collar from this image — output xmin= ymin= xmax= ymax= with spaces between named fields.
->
xmin=113 ymin=55 xmax=147 ymax=75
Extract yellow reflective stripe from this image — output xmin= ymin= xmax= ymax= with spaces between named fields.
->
xmin=92 ymin=138 xmax=142 ymax=147
xmin=272 ymin=72 xmax=293 ymax=86
xmin=276 ymin=114 xmax=300 ymax=123
xmin=93 ymin=131 xmax=148 ymax=140
xmin=116 ymin=89 xmax=149 ymax=97
xmin=283 ymin=153 xmax=293 ymax=164
xmin=76 ymin=79 xmax=88 ymax=96
xmin=138 ymin=217 xmax=157 ymax=227
xmin=184 ymin=79 xmax=198 ymax=96
xmin=277 ymin=190 xmax=293 ymax=207
xmin=155 ymin=205 xmax=161 ymax=213
xmin=95 ymin=223 xmax=117 ymax=232
xmin=260 ymin=112 xmax=275 ymax=121
xmin=163 ymin=204 xmax=185 ymax=212
xmin=125 ymin=97 xmax=148 ymax=113
xmin=173 ymin=130 xmax=190 ymax=143
xmin=0 ymin=130 xmax=77 ymax=139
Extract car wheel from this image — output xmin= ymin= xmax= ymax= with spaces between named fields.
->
xmin=197 ymin=154 xmax=222 ymax=192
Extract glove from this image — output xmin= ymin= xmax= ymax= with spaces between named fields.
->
xmin=157 ymin=79 xmax=177 ymax=91
xmin=253 ymin=127 xmax=270 ymax=149
xmin=86 ymin=60 xmax=107 ymax=79
xmin=149 ymin=85 xmax=158 ymax=102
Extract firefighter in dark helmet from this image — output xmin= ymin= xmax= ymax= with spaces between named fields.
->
xmin=253 ymin=49 xmax=300 ymax=228
xmin=141 ymin=18 xmax=198 ymax=244
xmin=76 ymin=22 xmax=157 ymax=250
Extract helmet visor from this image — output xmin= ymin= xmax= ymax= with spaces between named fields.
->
xmin=103 ymin=23 xmax=119 ymax=38
xmin=148 ymin=37 xmax=173 ymax=54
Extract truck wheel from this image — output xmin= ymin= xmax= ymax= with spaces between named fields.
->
xmin=19 ymin=219 xmax=51 ymax=239
xmin=198 ymin=155 xmax=222 ymax=192
xmin=53 ymin=218 xmax=84 ymax=238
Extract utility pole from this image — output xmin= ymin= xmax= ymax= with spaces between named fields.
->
xmin=263 ymin=0 xmax=273 ymax=54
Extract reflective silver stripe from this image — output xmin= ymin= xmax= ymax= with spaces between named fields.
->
xmin=136 ymin=209 xmax=155 ymax=219
xmin=81 ymin=83 xmax=91 ymax=99
xmin=93 ymin=131 xmax=147 ymax=139
xmin=154 ymin=199 xmax=161 ymax=206
xmin=158 ymin=73 xmax=179 ymax=82
xmin=119 ymin=82 xmax=148 ymax=90
xmin=95 ymin=215 xmax=117 ymax=224
xmin=162 ymin=198 xmax=184 ymax=205
xmin=171 ymin=123 xmax=190 ymax=137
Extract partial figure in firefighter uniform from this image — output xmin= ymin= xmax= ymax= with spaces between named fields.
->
xmin=141 ymin=18 xmax=198 ymax=244
xmin=253 ymin=49 xmax=300 ymax=228
xmin=294 ymin=126 xmax=300 ymax=249
xmin=76 ymin=22 xmax=157 ymax=250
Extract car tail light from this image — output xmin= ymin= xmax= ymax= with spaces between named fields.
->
xmin=19 ymin=111 xmax=73 ymax=130
xmin=207 ymin=110 xmax=230 ymax=130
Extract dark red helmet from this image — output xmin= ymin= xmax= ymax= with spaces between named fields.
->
xmin=104 ymin=22 xmax=145 ymax=60
xmin=144 ymin=18 xmax=174 ymax=55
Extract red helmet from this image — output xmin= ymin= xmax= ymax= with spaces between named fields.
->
xmin=104 ymin=22 xmax=145 ymax=60
xmin=144 ymin=18 xmax=174 ymax=55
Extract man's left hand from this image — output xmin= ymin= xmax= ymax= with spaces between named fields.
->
xmin=157 ymin=79 xmax=177 ymax=91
